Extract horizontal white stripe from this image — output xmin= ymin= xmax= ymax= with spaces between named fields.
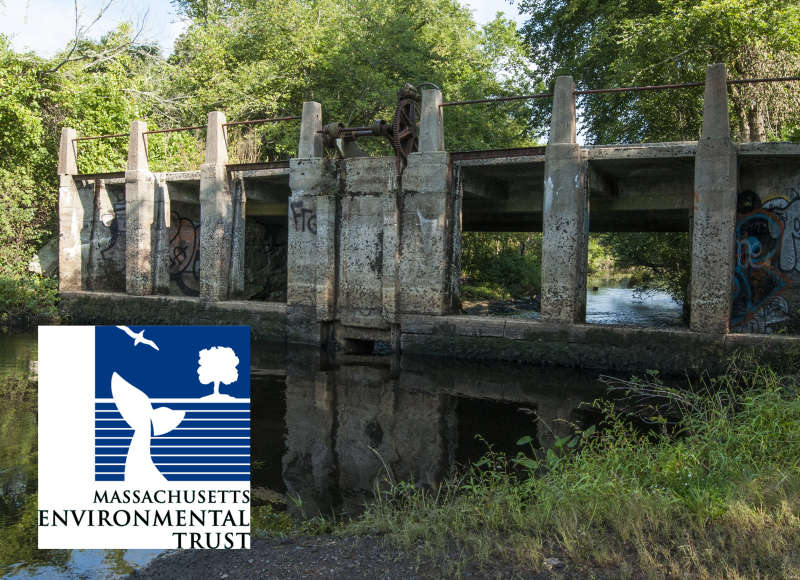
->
xmin=95 ymin=398 xmax=250 ymax=403
xmin=181 ymin=418 xmax=250 ymax=421
xmin=95 ymin=445 xmax=250 ymax=450
xmin=98 ymin=454 xmax=249 ymax=457
xmin=168 ymin=428 xmax=250 ymax=431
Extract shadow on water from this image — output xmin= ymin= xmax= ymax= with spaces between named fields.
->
xmin=1 ymin=331 xmax=680 ymax=577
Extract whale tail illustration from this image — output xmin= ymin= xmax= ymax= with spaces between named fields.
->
xmin=110 ymin=372 xmax=185 ymax=483
xmin=151 ymin=406 xmax=184 ymax=435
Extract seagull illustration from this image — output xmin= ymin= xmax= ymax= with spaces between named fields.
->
xmin=116 ymin=326 xmax=160 ymax=351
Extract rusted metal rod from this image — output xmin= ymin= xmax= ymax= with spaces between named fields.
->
xmin=441 ymin=75 xmax=800 ymax=107
xmin=727 ymin=75 xmax=800 ymax=85
xmin=142 ymin=124 xmax=206 ymax=135
xmin=441 ymin=91 xmax=553 ymax=107
xmin=223 ymin=115 xmax=301 ymax=127
xmin=575 ymin=82 xmax=704 ymax=95
xmin=72 ymin=132 xmax=128 ymax=142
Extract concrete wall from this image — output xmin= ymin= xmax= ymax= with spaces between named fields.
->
xmin=285 ymin=94 xmax=458 ymax=346
xmin=57 ymin=68 xmax=800 ymax=361
xmin=733 ymin=148 xmax=800 ymax=333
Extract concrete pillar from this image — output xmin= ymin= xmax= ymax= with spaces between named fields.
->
xmin=401 ymin=149 xmax=455 ymax=315
xmin=58 ymin=127 xmax=83 ymax=291
xmin=125 ymin=120 xmax=156 ymax=296
xmin=382 ymin=193 xmax=400 ymax=325
xmin=541 ymin=76 xmax=588 ymax=323
xmin=199 ymin=111 xmax=232 ymax=301
xmin=152 ymin=174 xmax=171 ymax=295
xmin=298 ymin=101 xmax=323 ymax=158
xmin=397 ymin=88 xmax=458 ymax=316
xmin=690 ymin=63 xmax=737 ymax=333
xmin=228 ymin=175 xmax=246 ymax=298
xmin=287 ymin=101 xmax=338 ymax=344
xmin=419 ymin=88 xmax=444 ymax=153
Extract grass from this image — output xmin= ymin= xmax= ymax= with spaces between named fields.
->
xmin=254 ymin=355 xmax=800 ymax=578
xmin=460 ymin=282 xmax=509 ymax=301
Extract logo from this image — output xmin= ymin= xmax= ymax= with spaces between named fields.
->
xmin=38 ymin=326 xmax=251 ymax=549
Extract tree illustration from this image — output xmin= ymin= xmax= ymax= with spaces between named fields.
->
xmin=197 ymin=346 xmax=239 ymax=397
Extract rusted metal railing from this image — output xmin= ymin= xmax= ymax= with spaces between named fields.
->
xmin=142 ymin=124 xmax=206 ymax=135
xmin=441 ymin=76 xmax=800 ymax=107
xmin=222 ymin=115 xmax=301 ymax=128
xmin=69 ymin=114 xmax=301 ymax=172
xmin=72 ymin=132 xmax=129 ymax=142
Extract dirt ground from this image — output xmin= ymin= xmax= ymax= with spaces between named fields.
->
xmin=129 ymin=534 xmax=559 ymax=579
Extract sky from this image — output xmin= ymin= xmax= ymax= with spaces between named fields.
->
xmin=0 ymin=0 xmax=525 ymax=59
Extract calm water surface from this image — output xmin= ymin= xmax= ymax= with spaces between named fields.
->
xmin=0 ymin=291 xmax=679 ymax=578
xmin=585 ymin=287 xmax=683 ymax=326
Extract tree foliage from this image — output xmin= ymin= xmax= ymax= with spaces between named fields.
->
xmin=166 ymin=0 xmax=537 ymax=157
xmin=518 ymin=0 xmax=800 ymax=143
xmin=0 ymin=1 xmax=535 ymax=279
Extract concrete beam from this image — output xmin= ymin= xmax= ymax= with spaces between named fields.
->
xmin=125 ymin=120 xmax=156 ymax=296
xmin=541 ymin=76 xmax=588 ymax=323
xmin=199 ymin=111 xmax=234 ymax=301
xmin=690 ymin=63 xmax=737 ymax=333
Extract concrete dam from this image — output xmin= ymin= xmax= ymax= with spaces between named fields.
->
xmin=57 ymin=64 xmax=800 ymax=373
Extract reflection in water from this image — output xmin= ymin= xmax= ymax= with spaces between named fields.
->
xmin=0 ymin=334 xmax=163 ymax=579
xmin=3 ymin=333 xmax=615 ymax=576
xmin=276 ymin=348 xmax=605 ymax=517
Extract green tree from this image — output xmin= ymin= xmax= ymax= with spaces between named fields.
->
xmin=0 ymin=38 xmax=60 ymax=277
xmin=166 ymin=0 xmax=538 ymax=158
xmin=518 ymin=0 xmax=800 ymax=143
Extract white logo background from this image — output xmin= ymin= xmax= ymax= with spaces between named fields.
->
xmin=38 ymin=326 xmax=250 ymax=549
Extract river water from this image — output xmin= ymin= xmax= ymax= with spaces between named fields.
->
xmin=0 ymin=288 xmax=682 ymax=578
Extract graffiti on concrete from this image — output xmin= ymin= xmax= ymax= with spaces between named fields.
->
xmin=169 ymin=210 xmax=200 ymax=296
xmin=732 ymin=190 xmax=794 ymax=333
xmin=290 ymin=200 xmax=317 ymax=234
xmin=99 ymin=201 xmax=126 ymax=260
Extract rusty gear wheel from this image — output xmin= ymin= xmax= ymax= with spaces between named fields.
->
xmin=391 ymin=84 xmax=420 ymax=173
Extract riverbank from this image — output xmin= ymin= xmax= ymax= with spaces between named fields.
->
xmin=132 ymin=356 xmax=800 ymax=579
xmin=0 ymin=276 xmax=60 ymax=331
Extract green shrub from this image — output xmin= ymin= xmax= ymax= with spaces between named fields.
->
xmin=0 ymin=275 xmax=59 ymax=328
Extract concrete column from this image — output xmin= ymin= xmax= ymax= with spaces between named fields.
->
xmin=381 ymin=193 xmax=400 ymax=325
xmin=690 ymin=63 xmax=737 ymax=333
xmin=152 ymin=174 xmax=171 ymax=295
xmin=125 ymin=120 xmax=156 ymax=296
xmin=419 ymin=89 xmax=444 ymax=153
xmin=541 ymin=76 xmax=588 ymax=323
xmin=199 ymin=111 xmax=232 ymax=301
xmin=298 ymin=101 xmax=323 ymax=158
xmin=58 ymin=127 xmax=83 ymax=290
xmin=228 ymin=175 xmax=246 ymax=298
xmin=401 ymin=151 xmax=456 ymax=315
xmin=288 ymin=101 xmax=338 ymax=344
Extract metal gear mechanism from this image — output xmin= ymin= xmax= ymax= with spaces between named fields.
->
xmin=319 ymin=83 xmax=422 ymax=174
xmin=390 ymin=83 xmax=421 ymax=172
